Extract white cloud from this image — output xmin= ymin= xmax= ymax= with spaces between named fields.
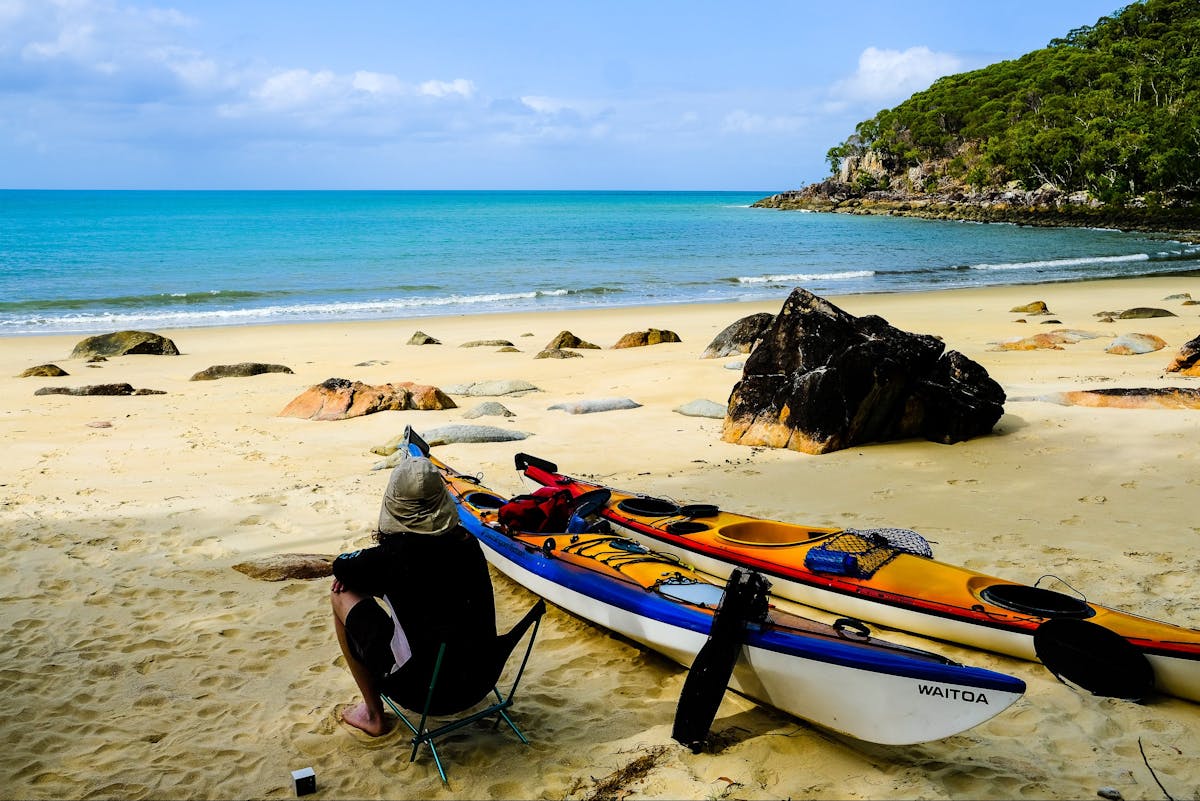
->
xmin=13 ymin=0 xmax=195 ymax=66
xmin=162 ymin=53 xmax=221 ymax=90
xmin=0 ymin=0 xmax=840 ymax=185
xmin=834 ymin=46 xmax=963 ymax=104
xmin=722 ymin=109 xmax=807 ymax=135
xmin=2 ymin=0 xmax=479 ymax=120
xmin=418 ymin=78 xmax=474 ymax=98
xmin=475 ymin=94 xmax=617 ymax=145
xmin=21 ymin=20 xmax=94 ymax=61
xmin=519 ymin=95 xmax=610 ymax=119
xmin=143 ymin=7 xmax=194 ymax=29
xmin=251 ymin=68 xmax=338 ymax=110
xmin=3 ymin=0 xmax=219 ymax=103
xmin=226 ymin=69 xmax=476 ymax=120
xmin=352 ymin=70 xmax=403 ymax=96
xmin=520 ymin=95 xmax=566 ymax=115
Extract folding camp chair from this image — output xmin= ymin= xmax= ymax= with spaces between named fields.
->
xmin=380 ymin=598 xmax=547 ymax=783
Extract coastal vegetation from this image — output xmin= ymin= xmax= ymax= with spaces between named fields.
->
xmin=756 ymin=0 xmax=1200 ymax=236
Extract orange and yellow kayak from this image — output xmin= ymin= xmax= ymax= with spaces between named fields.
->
xmin=516 ymin=452 xmax=1200 ymax=703
xmin=397 ymin=433 xmax=1026 ymax=746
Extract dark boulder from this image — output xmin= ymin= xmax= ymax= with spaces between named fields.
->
xmin=700 ymin=313 xmax=775 ymax=359
xmin=612 ymin=329 xmax=681 ymax=349
xmin=189 ymin=363 xmax=293 ymax=381
xmin=1010 ymin=301 xmax=1050 ymax=314
xmin=1117 ymin=307 xmax=1176 ymax=319
xmin=1166 ymin=333 xmax=1200 ymax=376
xmin=722 ymin=288 xmax=1005 ymax=454
xmin=408 ymin=331 xmax=441 ymax=345
xmin=34 ymin=383 xmax=164 ymax=398
xmin=70 ymin=331 xmax=180 ymax=359
xmin=19 ymin=364 xmax=68 ymax=377
xmin=35 ymin=383 xmax=134 ymax=396
xmin=545 ymin=331 xmax=600 ymax=350
xmin=535 ymin=348 xmax=584 ymax=359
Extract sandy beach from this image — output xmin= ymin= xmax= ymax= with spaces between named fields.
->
xmin=3 ymin=276 xmax=1199 ymax=801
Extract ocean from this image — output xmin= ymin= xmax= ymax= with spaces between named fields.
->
xmin=2 ymin=190 xmax=1198 ymax=337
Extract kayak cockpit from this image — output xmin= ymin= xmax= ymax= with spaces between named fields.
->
xmin=464 ymin=491 xmax=506 ymax=510
xmin=717 ymin=521 xmax=835 ymax=547
xmin=971 ymin=579 xmax=1096 ymax=619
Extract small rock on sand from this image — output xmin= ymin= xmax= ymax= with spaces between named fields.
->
xmin=548 ymin=398 xmax=642 ymax=414
xmin=674 ymin=399 xmax=727 ymax=419
xmin=371 ymin=425 xmax=532 ymax=467
xmin=232 ymin=554 xmax=334 ymax=581
xmin=463 ymin=401 xmax=515 ymax=419
xmin=1105 ymin=333 xmax=1167 ymax=355
xmin=443 ymin=379 xmax=540 ymax=397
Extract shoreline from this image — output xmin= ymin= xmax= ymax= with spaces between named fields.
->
xmin=3 ymin=275 xmax=1199 ymax=800
xmin=7 ymin=188 xmax=1200 ymax=339
xmin=10 ymin=262 xmax=1200 ymax=341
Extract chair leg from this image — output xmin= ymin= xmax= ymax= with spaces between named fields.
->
xmin=377 ymin=603 xmax=546 ymax=784
xmin=496 ymin=708 xmax=529 ymax=744
xmin=408 ymin=735 xmax=422 ymax=765
xmin=380 ymin=696 xmax=442 ymax=780
xmin=421 ymin=738 xmax=447 ymax=785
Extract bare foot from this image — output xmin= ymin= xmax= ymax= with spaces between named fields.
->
xmin=341 ymin=702 xmax=391 ymax=737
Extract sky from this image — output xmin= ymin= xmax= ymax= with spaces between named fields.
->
xmin=0 ymin=0 xmax=1128 ymax=190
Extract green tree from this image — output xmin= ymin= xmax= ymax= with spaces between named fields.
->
xmin=824 ymin=0 xmax=1200 ymax=204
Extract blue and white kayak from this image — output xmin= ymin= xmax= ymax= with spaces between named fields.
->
xmin=404 ymin=434 xmax=1026 ymax=745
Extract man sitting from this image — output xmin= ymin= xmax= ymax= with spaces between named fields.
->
xmin=330 ymin=453 xmax=495 ymax=736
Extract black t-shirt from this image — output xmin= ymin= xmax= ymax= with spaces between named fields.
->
xmin=334 ymin=526 xmax=500 ymax=713
xmin=333 ymin=525 xmax=497 ymax=654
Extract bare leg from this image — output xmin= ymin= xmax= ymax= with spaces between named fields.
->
xmin=331 ymin=587 xmax=393 ymax=736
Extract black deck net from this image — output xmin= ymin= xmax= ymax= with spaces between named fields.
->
xmin=806 ymin=527 xmax=934 ymax=579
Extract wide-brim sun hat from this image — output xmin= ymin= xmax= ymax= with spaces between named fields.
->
xmin=377 ymin=452 xmax=459 ymax=536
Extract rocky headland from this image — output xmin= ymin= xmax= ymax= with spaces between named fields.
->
xmin=753 ymin=173 xmax=1200 ymax=242
xmin=754 ymin=0 xmax=1200 ymax=243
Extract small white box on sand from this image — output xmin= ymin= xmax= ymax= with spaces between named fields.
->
xmin=291 ymin=767 xmax=316 ymax=796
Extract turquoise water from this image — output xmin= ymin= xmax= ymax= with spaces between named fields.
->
xmin=2 ymin=190 xmax=1197 ymax=336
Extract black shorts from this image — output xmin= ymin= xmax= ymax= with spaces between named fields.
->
xmin=344 ymin=599 xmax=397 ymax=678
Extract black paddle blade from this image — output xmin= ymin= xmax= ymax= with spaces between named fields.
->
xmin=672 ymin=569 xmax=770 ymax=753
xmin=572 ymin=488 xmax=611 ymax=519
xmin=1033 ymin=618 xmax=1155 ymax=701
xmin=403 ymin=425 xmax=431 ymax=457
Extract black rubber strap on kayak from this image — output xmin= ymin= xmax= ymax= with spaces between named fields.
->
xmin=514 ymin=452 xmax=558 ymax=474
xmin=672 ymin=568 xmax=769 ymax=753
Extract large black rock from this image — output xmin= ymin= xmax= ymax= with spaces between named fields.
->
xmin=70 ymin=330 xmax=179 ymax=359
xmin=700 ymin=312 xmax=775 ymax=358
xmin=722 ymin=289 xmax=1005 ymax=454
